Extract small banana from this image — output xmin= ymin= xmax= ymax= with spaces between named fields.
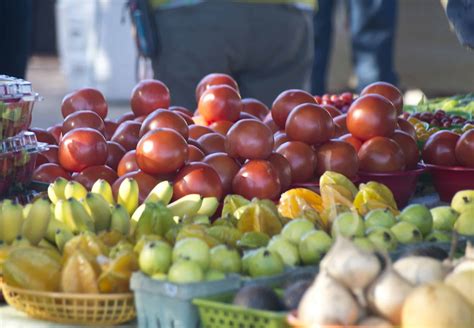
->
xmin=11 ymin=236 xmax=31 ymax=247
xmin=22 ymin=203 xmax=33 ymax=218
xmin=22 ymin=197 xmax=51 ymax=245
xmin=55 ymin=228 xmax=74 ymax=253
xmin=167 ymin=194 xmax=203 ymax=218
xmin=0 ymin=201 xmax=24 ymax=244
xmin=91 ymin=179 xmax=115 ymax=205
xmin=196 ymin=197 xmax=219 ymax=217
xmin=131 ymin=203 xmax=147 ymax=222
xmin=47 ymin=177 xmax=69 ymax=204
xmin=62 ymin=198 xmax=95 ymax=233
xmin=54 ymin=199 xmax=66 ymax=222
xmin=45 ymin=218 xmax=71 ymax=243
xmin=145 ymin=180 xmax=173 ymax=205
xmin=64 ymin=180 xmax=88 ymax=201
xmin=117 ymin=178 xmax=139 ymax=216
xmin=110 ymin=204 xmax=131 ymax=236
xmin=83 ymin=193 xmax=112 ymax=232
xmin=133 ymin=202 xmax=157 ymax=240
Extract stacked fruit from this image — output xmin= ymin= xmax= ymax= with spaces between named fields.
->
xmin=313 ymin=92 xmax=356 ymax=113
xmin=293 ymin=238 xmax=474 ymax=327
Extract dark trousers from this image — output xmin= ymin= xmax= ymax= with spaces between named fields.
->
xmin=0 ymin=0 xmax=33 ymax=78
xmin=312 ymin=0 xmax=398 ymax=95
xmin=152 ymin=2 xmax=314 ymax=110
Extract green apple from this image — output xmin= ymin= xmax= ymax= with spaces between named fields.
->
xmin=398 ymin=204 xmax=433 ymax=236
xmin=454 ymin=210 xmax=474 ymax=236
xmin=241 ymin=248 xmax=259 ymax=275
xmin=331 ymin=212 xmax=365 ymax=238
xmin=364 ymin=208 xmax=396 ymax=229
xmin=298 ymin=230 xmax=332 ymax=265
xmin=209 ymin=245 xmax=241 ymax=273
xmin=430 ymin=206 xmax=458 ymax=231
xmin=248 ymin=248 xmax=285 ymax=278
xmin=268 ymin=236 xmax=300 ymax=267
xmin=205 ymin=269 xmax=226 ymax=281
xmin=281 ymin=219 xmax=314 ymax=245
xmin=367 ymin=226 xmax=398 ymax=252
xmin=168 ymin=260 xmax=203 ymax=283
xmin=138 ymin=241 xmax=172 ymax=275
xmin=151 ymin=272 xmax=167 ymax=280
xmin=353 ymin=238 xmax=375 ymax=252
xmin=425 ymin=230 xmax=451 ymax=243
xmin=390 ymin=221 xmax=423 ymax=244
xmin=172 ymin=237 xmax=210 ymax=270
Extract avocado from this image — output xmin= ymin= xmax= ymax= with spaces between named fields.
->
xmin=232 ymin=285 xmax=284 ymax=311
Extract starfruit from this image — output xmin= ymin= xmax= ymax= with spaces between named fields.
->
xmin=176 ymin=224 xmax=221 ymax=247
xmin=212 ymin=215 xmax=238 ymax=227
xmin=278 ymin=188 xmax=325 ymax=228
xmin=236 ymin=232 xmax=270 ymax=250
xmin=3 ymin=247 xmax=62 ymax=292
xmin=206 ymin=225 xmax=242 ymax=247
xmin=0 ymin=243 xmax=12 ymax=275
xmin=353 ymin=182 xmax=399 ymax=216
xmin=63 ymin=232 xmax=109 ymax=260
xmin=320 ymin=204 xmax=352 ymax=227
xmin=319 ymin=171 xmax=358 ymax=198
xmin=98 ymin=230 xmax=125 ymax=248
xmin=236 ymin=202 xmax=282 ymax=236
xmin=98 ymin=250 xmax=138 ymax=293
xmin=61 ymin=250 xmax=101 ymax=293
xmin=221 ymin=194 xmax=250 ymax=218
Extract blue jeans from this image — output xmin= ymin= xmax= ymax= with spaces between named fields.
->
xmin=312 ymin=0 xmax=398 ymax=94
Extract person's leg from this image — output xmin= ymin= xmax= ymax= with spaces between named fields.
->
xmin=237 ymin=4 xmax=314 ymax=107
xmin=311 ymin=0 xmax=336 ymax=95
xmin=349 ymin=0 xmax=398 ymax=92
xmin=0 ymin=0 xmax=32 ymax=78
xmin=152 ymin=3 xmax=242 ymax=111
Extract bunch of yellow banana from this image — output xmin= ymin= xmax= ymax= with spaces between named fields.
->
xmin=353 ymin=181 xmax=399 ymax=216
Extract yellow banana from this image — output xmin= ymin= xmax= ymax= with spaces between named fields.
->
xmin=62 ymin=198 xmax=95 ymax=233
xmin=145 ymin=180 xmax=173 ymax=205
xmin=11 ymin=236 xmax=31 ymax=247
xmin=47 ymin=177 xmax=68 ymax=204
xmin=55 ymin=228 xmax=74 ymax=253
xmin=0 ymin=201 xmax=24 ymax=244
xmin=167 ymin=194 xmax=203 ymax=219
xmin=110 ymin=204 xmax=131 ymax=236
xmin=133 ymin=203 xmax=157 ymax=241
xmin=91 ymin=179 xmax=115 ymax=205
xmin=45 ymin=217 xmax=71 ymax=243
xmin=54 ymin=199 xmax=66 ymax=222
xmin=131 ymin=203 xmax=147 ymax=222
xmin=22 ymin=203 xmax=32 ymax=219
xmin=22 ymin=197 xmax=51 ymax=245
xmin=117 ymin=178 xmax=139 ymax=216
xmin=196 ymin=197 xmax=219 ymax=217
xmin=83 ymin=192 xmax=112 ymax=232
xmin=64 ymin=180 xmax=88 ymax=201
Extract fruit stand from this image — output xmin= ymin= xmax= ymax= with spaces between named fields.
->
xmin=1 ymin=74 xmax=474 ymax=328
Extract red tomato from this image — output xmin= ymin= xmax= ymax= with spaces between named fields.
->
xmin=32 ymin=163 xmax=71 ymax=183
xmin=455 ymin=130 xmax=474 ymax=167
xmin=274 ymin=131 xmax=290 ymax=150
xmin=239 ymin=112 xmax=258 ymax=121
xmin=173 ymin=162 xmax=223 ymax=201
xmin=358 ymin=137 xmax=406 ymax=172
xmin=103 ymin=120 xmax=118 ymax=141
xmin=346 ymin=94 xmax=398 ymax=141
xmin=46 ymin=124 xmax=62 ymax=144
xmin=188 ymin=144 xmax=205 ymax=162
xmin=58 ymin=128 xmax=108 ymax=172
xmin=397 ymin=118 xmax=417 ymax=140
xmin=140 ymin=109 xmax=189 ymax=139
xmin=130 ymin=79 xmax=170 ymax=117
xmin=333 ymin=114 xmax=348 ymax=134
xmin=241 ymin=98 xmax=269 ymax=121
xmin=198 ymin=85 xmax=242 ymax=124
xmin=271 ymin=89 xmax=316 ymax=129
xmin=195 ymin=73 xmax=239 ymax=103
xmin=106 ymin=141 xmax=126 ymax=171
xmin=203 ymin=152 xmax=241 ymax=195
xmin=112 ymin=170 xmax=159 ymax=203
xmin=170 ymin=106 xmax=193 ymax=116
xmin=210 ymin=120 xmax=233 ymax=135
xmin=36 ymin=145 xmax=59 ymax=167
xmin=136 ymin=128 xmax=188 ymax=175
xmin=61 ymin=88 xmax=108 ymax=119
xmin=285 ymin=103 xmax=335 ymax=146
xmin=276 ymin=141 xmax=316 ymax=183
xmin=134 ymin=115 xmax=147 ymax=123
xmin=422 ymin=130 xmax=460 ymax=166
xmin=339 ymin=134 xmax=363 ymax=152
xmin=116 ymin=112 xmax=135 ymax=124
xmin=197 ymin=132 xmax=226 ymax=155
xmin=73 ymin=165 xmax=118 ymax=189
xmin=111 ymin=121 xmax=141 ymax=151
xmin=263 ymin=113 xmax=280 ymax=133
xmin=267 ymin=152 xmax=292 ymax=191
xmin=315 ymin=140 xmax=359 ymax=178
xmin=226 ymin=119 xmax=274 ymax=160
xmin=232 ymin=160 xmax=281 ymax=200
xmin=29 ymin=127 xmax=57 ymax=145
xmin=174 ymin=111 xmax=194 ymax=125
xmin=62 ymin=110 xmax=105 ymax=134
xmin=192 ymin=115 xmax=210 ymax=126
xmin=321 ymin=104 xmax=342 ymax=118
xmin=361 ymin=82 xmax=404 ymax=115
xmin=117 ymin=150 xmax=139 ymax=176
xmin=391 ymin=130 xmax=420 ymax=169
xmin=189 ymin=124 xmax=213 ymax=140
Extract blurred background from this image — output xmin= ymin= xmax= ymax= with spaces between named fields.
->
xmin=22 ymin=0 xmax=474 ymax=128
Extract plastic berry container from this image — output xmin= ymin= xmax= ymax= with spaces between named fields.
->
xmin=424 ymin=164 xmax=474 ymax=202
xmin=0 ymin=132 xmax=48 ymax=197
xmin=0 ymin=75 xmax=41 ymax=140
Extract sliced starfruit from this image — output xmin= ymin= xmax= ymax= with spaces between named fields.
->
xmin=61 ymin=250 xmax=101 ymax=293
xmin=236 ymin=202 xmax=282 ymax=236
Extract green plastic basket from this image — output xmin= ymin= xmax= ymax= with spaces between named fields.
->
xmin=193 ymin=293 xmax=289 ymax=328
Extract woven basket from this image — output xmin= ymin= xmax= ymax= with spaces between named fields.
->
xmin=2 ymin=283 xmax=136 ymax=325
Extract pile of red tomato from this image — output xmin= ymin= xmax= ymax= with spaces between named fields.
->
xmin=30 ymin=74 xmax=428 ymax=202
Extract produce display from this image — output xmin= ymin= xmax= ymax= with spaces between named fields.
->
xmin=1 ymin=72 xmax=474 ymax=328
